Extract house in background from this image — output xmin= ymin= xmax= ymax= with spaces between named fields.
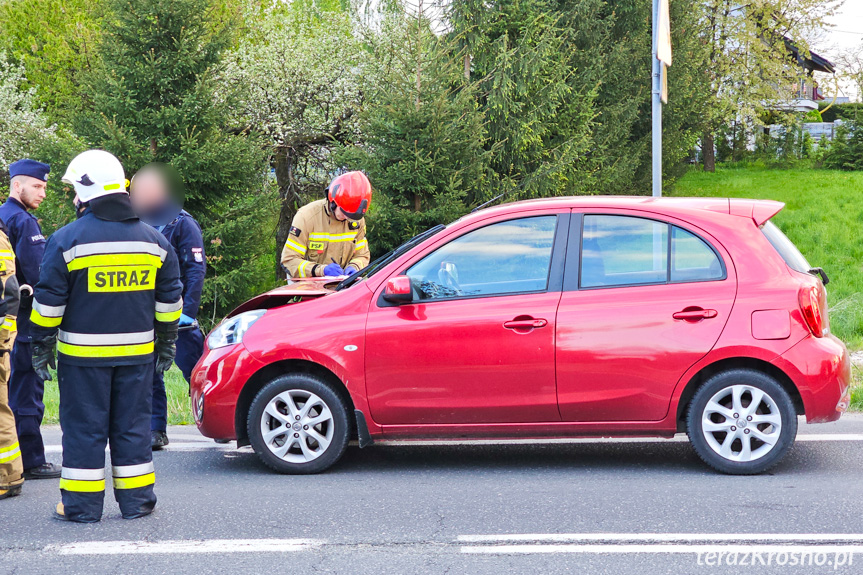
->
xmin=772 ymin=37 xmax=835 ymax=112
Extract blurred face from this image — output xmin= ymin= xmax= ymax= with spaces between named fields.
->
xmin=130 ymin=169 xmax=168 ymax=212
xmin=334 ymin=206 xmax=348 ymax=222
xmin=11 ymin=176 xmax=47 ymax=210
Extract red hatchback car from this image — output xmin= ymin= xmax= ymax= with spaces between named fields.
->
xmin=190 ymin=197 xmax=850 ymax=475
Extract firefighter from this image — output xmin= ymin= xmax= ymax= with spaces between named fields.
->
xmin=129 ymin=164 xmax=206 ymax=450
xmin=29 ymin=150 xmax=183 ymax=522
xmin=280 ymin=171 xmax=372 ymax=279
xmin=0 ymin=159 xmax=61 ymax=480
xmin=0 ymin=219 xmax=23 ymax=500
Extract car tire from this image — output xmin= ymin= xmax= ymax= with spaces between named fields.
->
xmin=247 ymin=374 xmax=351 ymax=474
xmin=686 ymin=369 xmax=797 ymax=475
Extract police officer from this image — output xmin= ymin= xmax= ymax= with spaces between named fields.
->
xmin=130 ymin=164 xmax=206 ymax=449
xmin=30 ymin=150 xmax=183 ymax=522
xmin=0 ymin=159 xmax=60 ymax=480
xmin=0 ymin=219 xmax=23 ymax=500
xmin=281 ymin=171 xmax=372 ymax=279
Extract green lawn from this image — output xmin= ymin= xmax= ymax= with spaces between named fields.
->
xmin=672 ymin=165 xmax=863 ymax=410
xmin=671 ymin=166 xmax=863 ymax=347
xmin=43 ymin=366 xmax=193 ymax=426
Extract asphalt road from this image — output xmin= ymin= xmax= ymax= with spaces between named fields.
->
xmin=3 ymin=415 xmax=863 ymax=575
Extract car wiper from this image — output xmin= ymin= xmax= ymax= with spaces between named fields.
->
xmin=335 ymin=225 xmax=446 ymax=291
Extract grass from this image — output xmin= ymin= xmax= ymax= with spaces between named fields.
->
xmin=672 ymin=165 xmax=863 ymax=410
xmin=671 ymin=165 xmax=863 ymax=347
xmin=42 ymin=366 xmax=194 ymax=426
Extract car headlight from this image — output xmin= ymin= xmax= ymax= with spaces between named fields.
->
xmin=207 ymin=310 xmax=266 ymax=349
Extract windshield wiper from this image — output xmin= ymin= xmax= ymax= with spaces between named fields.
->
xmin=808 ymin=267 xmax=829 ymax=285
xmin=335 ymin=225 xmax=446 ymax=291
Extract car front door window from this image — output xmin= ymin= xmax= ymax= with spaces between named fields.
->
xmin=406 ymin=216 xmax=557 ymax=300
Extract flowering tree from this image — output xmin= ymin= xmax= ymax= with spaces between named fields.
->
xmin=0 ymin=52 xmax=56 ymax=178
xmin=222 ymin=5 xmax=366 ymax=265
xmin=699 ymin=0 xmax=841 ymax=170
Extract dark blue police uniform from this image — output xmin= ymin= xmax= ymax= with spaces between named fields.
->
xmin=0 ymin=169 xmax=49 ymax=472
xmin=151 ymin=210 xmax=205 ymax=433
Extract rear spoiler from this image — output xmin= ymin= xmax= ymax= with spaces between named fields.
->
xmin=729 ymin=199 xmax=785 ymax=227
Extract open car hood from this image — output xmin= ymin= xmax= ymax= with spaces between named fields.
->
xmin=227 ymin=277 xmax=344 ymax=317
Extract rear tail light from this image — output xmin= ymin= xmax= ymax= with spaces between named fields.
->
xmin=798 ymin=284 xmax=828 ymax=337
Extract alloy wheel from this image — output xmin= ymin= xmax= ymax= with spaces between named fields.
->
xmin=260 ymin=390 xmax=335 ymax=463
xmin=701 ymin=384 xmax=783 ymax=462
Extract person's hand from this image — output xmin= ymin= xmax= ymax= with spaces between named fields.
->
xmin=32 ymin=336 xmax=57 ymax=382
xmin=323 ymin=262 xmax=345 ymax=276
xmin=179 ymin=313 xmax=194 ymax=326
xmin=155 ymin=333 xmax=177 ymax=374
xmin=345 ymin=266 xmax=358 ymax=276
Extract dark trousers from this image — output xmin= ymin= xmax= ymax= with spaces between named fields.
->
xmin=151 ymin=326 xmax=204 ymax=432
xmin=8 ymin=340 xmax=46 ymax=470
xmin=59 ymin=362 xmax=156 ymax=522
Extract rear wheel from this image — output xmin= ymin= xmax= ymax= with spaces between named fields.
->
xmin=248 ymin=374 xmax=351 ymax=474
xmin=686 ymin=369 xmax=797 ymax=475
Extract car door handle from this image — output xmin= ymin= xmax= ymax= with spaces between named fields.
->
xmin=504 ymin=318 xmax=548 ymax=330
xmin=673 ymin=308 xmax=718 ymax=321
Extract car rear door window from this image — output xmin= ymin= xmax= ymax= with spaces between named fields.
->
xmin=671 ymin=227 xmax=724 ymax=282
xmin=407 ymin=216 xmax=557 ymax=300
xmin=580 ymin=215 xmax=724 ymax=288
xmin=581 ymin=215 xmax=668 ymax=288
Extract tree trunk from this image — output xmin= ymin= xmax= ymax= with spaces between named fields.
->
xmin=702 ymin=131 xmax=716 ymax=172
xmin=274 ymin=147 xmax=301 ymax=279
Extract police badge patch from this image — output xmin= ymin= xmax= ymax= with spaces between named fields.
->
xmin=192 ymin=247 xmax=203 ymax=262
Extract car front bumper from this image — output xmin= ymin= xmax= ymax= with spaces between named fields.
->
xmin=191 ymin=342 xmax=266 ymax=440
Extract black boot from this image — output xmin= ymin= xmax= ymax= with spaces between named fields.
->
xmin=24 ymin=463 xmax=62 ymax=480
xmin=151 ymin=430 xmax=169 ymax=450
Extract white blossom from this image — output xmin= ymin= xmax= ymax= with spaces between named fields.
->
xmin=0 ymin=52 xmax=56 ymax=171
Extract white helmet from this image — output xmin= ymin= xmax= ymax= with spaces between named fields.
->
xmin=62 ymin=150 xmax=127 ymax=203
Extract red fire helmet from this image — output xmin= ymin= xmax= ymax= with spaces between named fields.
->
xmin=327 ymin=171 xmax=372 ymax=220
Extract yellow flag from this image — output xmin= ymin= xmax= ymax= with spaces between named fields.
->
xmin=657 ymin=0 xmax=672 ymax=67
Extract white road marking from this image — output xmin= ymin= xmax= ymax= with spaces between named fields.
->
xmin=458 ymin=533 xmax=863 ymax=543
xmin=46 ymin=539 xmax=323 ymax=556
xmin=43 ymin=442 xmax=237 ymax=454
xmin=460 ymin=533 xmax=863 ymax=555
xmin=461 ymin=543 xmax=863 ymax=555
xmin=40 ymin=432 xmax=863 ymax=454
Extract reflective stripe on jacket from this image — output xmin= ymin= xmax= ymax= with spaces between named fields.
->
xmin=280 ymin=199 xmax=370 ymax=279
xmin=30 ymin=209 xmax=183 ymax=367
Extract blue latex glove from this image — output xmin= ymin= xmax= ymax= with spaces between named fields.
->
xmin=323 ymin=262 xmax=345 ymax=276
xmin=179 ymin=313 xmax=194 ymax=326
xmin=345 ymin=266 xmax=358 ymax=276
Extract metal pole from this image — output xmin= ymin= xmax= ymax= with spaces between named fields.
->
xmin=651 ymin=0 xmax=662 ymax=198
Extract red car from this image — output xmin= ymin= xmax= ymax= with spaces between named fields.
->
xmin=190 ymin=197 xmax=850 ymax=475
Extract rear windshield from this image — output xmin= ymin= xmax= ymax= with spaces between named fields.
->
xmin=761 ymin=221 xmax=811 ymax=273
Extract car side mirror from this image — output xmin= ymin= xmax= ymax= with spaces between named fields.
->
xmin=383 ymin=276 xmax=414 ymax=304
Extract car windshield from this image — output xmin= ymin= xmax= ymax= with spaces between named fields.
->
xmin=335 ymin=224 xmax=446 ymax=291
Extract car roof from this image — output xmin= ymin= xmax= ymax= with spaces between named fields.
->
xmin=461 ymin=196 xmax=784 ymax=227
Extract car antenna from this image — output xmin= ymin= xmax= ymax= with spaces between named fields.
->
xmin=471 ymin=189 xmax=518 ymax=213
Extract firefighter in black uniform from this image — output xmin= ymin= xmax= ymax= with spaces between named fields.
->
xmin=130 ymin=164 xmax=206 ymax=449
xmin=30 ymin=150 xmax=183 ymax=522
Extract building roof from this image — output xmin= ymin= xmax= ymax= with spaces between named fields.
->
xmin=783 ymin=36 xmax=835 ymax=73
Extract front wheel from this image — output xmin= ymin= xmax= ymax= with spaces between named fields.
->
xmin=686 ymin=369 xmax=797 ymax=475
xmin=247 ymin=374 xmax=351 ymax=474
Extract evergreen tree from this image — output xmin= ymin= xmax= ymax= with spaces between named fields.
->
xmin=75 ymin=0 xmax=274 ymax=322
xmin=336 ymin=14 xmax=490 ymax=254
